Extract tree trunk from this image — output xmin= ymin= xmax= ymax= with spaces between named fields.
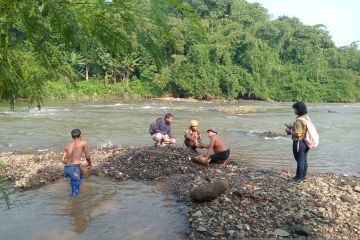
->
xmin=85 ymin=64 xmax=89 ymax=81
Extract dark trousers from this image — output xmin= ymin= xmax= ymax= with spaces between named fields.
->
xmin=292 ymin=140 xmax=310 ymax=180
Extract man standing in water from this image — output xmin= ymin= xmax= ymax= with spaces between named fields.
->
xmin=194 ymin=128 xmax=230 ymax=166
xmin=61 ymin=129 xmax=91 ymax=197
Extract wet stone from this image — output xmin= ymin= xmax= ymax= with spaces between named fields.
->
xmin=340 ymin=195 xmax=356 ymax=204
xmin=197 ymin=226 xmax=207 ymax=232
xmin=274 ymin=228 xmax=290 ymax=237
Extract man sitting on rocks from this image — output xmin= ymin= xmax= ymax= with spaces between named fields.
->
xmin=184 ymin=120 xmax=204 ymax=152
xmin=149 ymin=113 xmax=176 ymax=147
xmin=193 ymin=128 xmax=230 ymax=165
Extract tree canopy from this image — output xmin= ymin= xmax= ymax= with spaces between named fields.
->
xmin=1 ymin=0 xmax=359 ymax=108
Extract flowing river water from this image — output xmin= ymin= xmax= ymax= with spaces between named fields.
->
xmin=1 ymin=99 xmax=359 ymax=239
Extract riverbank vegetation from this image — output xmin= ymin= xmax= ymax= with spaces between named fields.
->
xmin=1 ymin=0 xmax=360 ymax=109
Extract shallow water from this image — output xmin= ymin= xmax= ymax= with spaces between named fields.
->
xmin=1 ymin=99 xmax=359 ymax=238
xmin=0 ymin=177 xmax=188 ymax=240
xmin=0 ymin=99 xmax=359 ymax=175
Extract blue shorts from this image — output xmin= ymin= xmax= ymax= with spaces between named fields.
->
xmin=64 ymin=164 xmax=82 ymax=197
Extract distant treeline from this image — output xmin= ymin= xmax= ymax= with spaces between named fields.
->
xmin=1 ymin=0 xmax=359 ymax=109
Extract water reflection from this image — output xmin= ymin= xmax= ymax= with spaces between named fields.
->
xmin=0 ymin=177 xmax=189 ymax=240
xmin=65 ymin=181 xmax=118 ymax=234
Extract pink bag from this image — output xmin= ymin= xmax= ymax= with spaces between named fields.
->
xmin=298 ymin=116 xmax=319 ymax=148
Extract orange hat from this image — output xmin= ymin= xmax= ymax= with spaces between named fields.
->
xmin=190 ymin=120 xmax=199 ymax=127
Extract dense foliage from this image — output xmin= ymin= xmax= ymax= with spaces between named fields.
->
xmin=1 ymin=0 xmax=360 ymax=109
xmin=0 ymin=163 xmax=10 ymax=209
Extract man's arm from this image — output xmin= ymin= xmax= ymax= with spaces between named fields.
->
xmin=83 ymin=142 xmax=91 ymax=168
xmin=61 ymin=148 xmax=68 ymax=164
xmin=168 ymin=128 xmax=174 ymax=139
xmin=184 ymin=130 xmax=195 ymax=141
xmin=205 ymin=137 xmax=215 ymax=158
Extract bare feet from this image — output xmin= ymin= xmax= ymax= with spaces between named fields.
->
xmin=193 ymin=156 xmax=210 ymax=166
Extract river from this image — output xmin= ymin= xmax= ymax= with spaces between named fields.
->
xmin=1 ymin=99 xmax=359 ymax=175
xmin=0 ymin=177 xmax=188 ymax=239
xmin=0 ymin=99 xmax=359 ymax=239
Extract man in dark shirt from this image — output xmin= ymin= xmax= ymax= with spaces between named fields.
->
xmin=149 ymin=113 xmax=176 ymax=147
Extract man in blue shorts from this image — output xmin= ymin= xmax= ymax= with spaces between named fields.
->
xmin=61 ymin=129 xmax=92 ymax=197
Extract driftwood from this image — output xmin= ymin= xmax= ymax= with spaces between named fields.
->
xmin=190 ymin=180 xmax=229 ymax=203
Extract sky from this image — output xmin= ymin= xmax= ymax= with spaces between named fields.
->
xmin=247 ymin=0 xmax=360 ymax=47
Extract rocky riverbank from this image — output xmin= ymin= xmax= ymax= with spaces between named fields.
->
xmin=1 ymin=146 xmax=359 ymax=239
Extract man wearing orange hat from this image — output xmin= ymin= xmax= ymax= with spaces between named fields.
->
xmin=194 ymin=128 xmax=230 ymax=166
xmin=184 ymin=120 xmax=204 ymax=152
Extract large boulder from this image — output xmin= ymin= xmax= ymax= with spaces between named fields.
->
xmin=190 ymin=180 xmax=229 ymax=203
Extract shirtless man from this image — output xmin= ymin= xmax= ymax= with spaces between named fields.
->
xmin=61 ymin=129 xmax=91 ymax=197
xmin=194 ymin=128 xmax=230 ymax=166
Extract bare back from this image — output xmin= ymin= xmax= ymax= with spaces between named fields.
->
xmin=211 ymin=135 xmax=229 ymax=153
xmin=62 ymin=139 xmax=90 ymax=164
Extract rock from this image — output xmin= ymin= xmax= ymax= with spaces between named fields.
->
xmin=226 ymin=230 xmax=236 ymax=237
xmin=354 ymin=186 xmax=360 ymax=193
xmin=190 ymin=180 xmax=229 ymax=203
xmin=289 ymin=225 xmax=312 ymax=236
xmin=212 ymin=231 xmax=223 ymax=237
xmin=340 ymin=195 xmax=356 ymax=204
xmin=235 ymin=230 xmax=245 ymax=238
xmin=192 ymin=211 xmax=202 ymax=217
xmin=197 ymin=226 xmax=207 ymax=232
xmin=274 ymin=228 xmax=290 ymax=237
xmin=318 ymin=207 xmax=326 ymax=212
xmin=114 ymin=172 xmax=124 ymax=180
xmin=180 ymin=166 xmax=187 ymax=173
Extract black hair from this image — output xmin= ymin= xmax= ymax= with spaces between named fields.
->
xmin=71 ymin=129 xmax=81 ymax=139
xmin=164 ymin=113 xmax=173 ymax=120
xmin=292 ymin=101 xmax=307 ymax=116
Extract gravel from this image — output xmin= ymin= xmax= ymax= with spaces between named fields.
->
xmin=1 ymin=145 xmax=359 ymax=239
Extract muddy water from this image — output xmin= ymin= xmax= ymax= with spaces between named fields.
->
xmin=0 ymin=177 xmax=188 ymax=240
xmin=1 ymin=99 xmax=359 ymax=239
xmin=1 ymin=99 xmax=359 ymax=175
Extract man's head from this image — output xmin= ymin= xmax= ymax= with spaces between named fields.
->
xmin=190 ymin=120 xmax=198 ymax=129
xmin=206 ymin=128 xmax=218 ymax=137
xmin=164 ymin=113 xmax=174 ymax=124
xmin=71 ymin=129 xmax=81 ymax=139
